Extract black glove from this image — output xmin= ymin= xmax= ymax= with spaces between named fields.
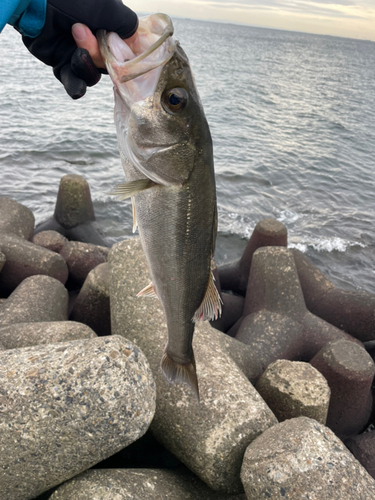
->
xmin=20 ymin=0 xmax=138 ymax=99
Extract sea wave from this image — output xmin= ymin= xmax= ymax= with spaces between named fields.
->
xmin=289 ymin=237 xmax=366 ymax=253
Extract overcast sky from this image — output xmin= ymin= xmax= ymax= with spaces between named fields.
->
xmin=126 ymin=0 xmax=375 ymax=41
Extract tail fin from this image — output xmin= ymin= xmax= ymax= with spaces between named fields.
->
xmin=161 ymin=350 xmax=200 ymax=401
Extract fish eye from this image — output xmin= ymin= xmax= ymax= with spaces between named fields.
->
xmin=162 ymin=88 xmax=188 ymax=114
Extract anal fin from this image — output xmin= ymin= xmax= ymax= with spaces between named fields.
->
xmin=161 ymin=350 xmax=199 ymax=401
xmin=193 ymin=271 xmax=223 ymax=322
xmin=137 ymin=282 xmax=158 ymax=298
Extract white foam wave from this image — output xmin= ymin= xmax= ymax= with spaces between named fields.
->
xmin=276 ymin=209 xmax=303 ymax=224
xmin=218 ymin=212 xmax=255 ymax=239
xmin=289 ymin=237 xmax=366 ymax=253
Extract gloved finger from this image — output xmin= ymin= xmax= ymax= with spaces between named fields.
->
xmin=72 ymin=23 xmax=105 ymax=69
xmin=60 ymin=64 xmax=87 ymax=100
xmin=71 ymin=48 xmax=101 ymax=87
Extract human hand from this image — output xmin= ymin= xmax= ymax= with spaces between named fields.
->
xmin=71 ymin=24 xmax=141 ymax=70
xmin=21 ymin=0 xmax=138 ymax=99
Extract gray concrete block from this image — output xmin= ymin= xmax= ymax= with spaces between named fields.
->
xmin=109 ymin=238 xmax=277 ymax=494
xmin=210 ymin=291 xmax=244 ymax=334
xmin=235 ymin=247 xmax=362 ymax=378
xmin=0 ymin=335 xmax=156 ymax=500
xmin=218 ymin=218 xmax=287 ymax=296
xmin=0 ymin=234 xmax=68 ymax=293
xmin=69 ymin=263 xmax=111 ymax=336
xmin=310 ymin=340 xmax=375 ymax=439
xmin=0 ymin=197 xmax=35 ymax=240
xmin=34 ymin=175 xmax=109 ymax=247
xmin=241 ymin=417 xmax=375 ymax=499
xmin=0 ymin=275 xmax=68 ymax=326
xmin=0 ymin=321 xmax=97 ymax=349
xmin=293 ymin=248 xmax=375 ymax=342
xmin=32 ymin=230 xmax=69 ymax=253
xmin=0 ymin=250 xmax=5 ymax=274
xmin=346 ymin=431 xmax=375 ymax=480
xmin=256 ymin=359 xmax=331 ymax=424
xmin=60 ymin=241 xmax=109 ymax=285
xmin=49 ymin=468 xmax=247 ymax=500
xmin=54 ymin=174 xmax=96 ymax=228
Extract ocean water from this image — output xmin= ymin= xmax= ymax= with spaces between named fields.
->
xmin=0 ymin=19 xmax=374 ymax=293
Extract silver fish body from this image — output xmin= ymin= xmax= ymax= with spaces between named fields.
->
xmin=98 ymin=15 xmax=221 ymax=399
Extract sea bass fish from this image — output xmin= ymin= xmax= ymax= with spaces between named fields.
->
xmin=98 ymin=14 xmax=221 ymax=399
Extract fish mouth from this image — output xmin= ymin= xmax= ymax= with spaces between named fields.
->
xmin=98 ymin=14 xmax=175 ymax=106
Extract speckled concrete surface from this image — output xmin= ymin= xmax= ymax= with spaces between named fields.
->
xmin=241 ymin=417 xmax=375 ymax=499
xmin=0 ymin=275 xmax=68 ymax=326
xmin=310 ymin=339 xmax=375 ymax=439
xmin=0 ymin=321 xmax=97 ymax=349
xmin=49 ymin=468 xmax=248 ymax=499
xmin=109 ymin=238 xmax=277 ymax=494
xmin=0 ymin=233 xmax=69 ymax=293
xmin=32 ymin=230 xmax=69 ymax=253
xmin=0 ymin=197 xmax=35 ymax=240
xmin=0 ymin=335 xmax=156 ymax=500
xmin=0 ymin=250 xmax=5 ymax=274
xmin=60 ymin=241 xmax=109 ymax=285
xmin=256 ymin=359 xmax=331 ymax=424
xmin=70 ymin=263 xmax=111 ymax=336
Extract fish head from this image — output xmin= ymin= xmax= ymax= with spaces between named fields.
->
xmin=98 ymin=14 xmax=213 ymax=186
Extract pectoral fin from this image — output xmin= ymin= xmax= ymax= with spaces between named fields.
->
xmin=193 ymin=271 xmax=222 ymax=322
xmin=161 ymin=350 xmax=199 ymax=401
xmin=108 ymin=179 xmax=155 ymax=200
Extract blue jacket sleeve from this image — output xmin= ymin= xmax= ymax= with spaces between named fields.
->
xmin=0 ymin=0 xmax=46 ymax=37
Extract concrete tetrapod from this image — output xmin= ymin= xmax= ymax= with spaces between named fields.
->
xmin=109 ymin=238 xmax=277 ymax=494
xmin=310 ymin=339 xmax=375 ymax=439
xmin=233 ymin=247 xmax=363 ymax=381
xmin=240 ymin=417 xmax=375 ymax=499
xmin=0 ymin=233 xmax=68 ymax=294
xmin=292 ymin=248 xmax=375 ymax=342
xmin=346 ymin=431 xmax=375 ymax=480
xmin=34 ymin=175 xmax=109 ymax=246
xmin=218 ymin=218 xmax=287 ymax=296
xmin=0 ymin=275 xmax=68 ymax=326
xmin=49 ymin=469 xmax=247 ymax=500
xmin=0 ymin=320 xmax=97 ymax=349
xmin=0 ymin=336 xmax=156 ymax=500
xmin=70 ymin=263 xmax=111 ymax=336
xmin=256 ymin=359 xmax=331 ymax=424
xmin=0 ymin=197 xmax=35 ymax=240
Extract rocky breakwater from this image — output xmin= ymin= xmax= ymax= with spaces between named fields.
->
xmin=0 ymin=179 xmax=156 ymax=500
xmin=1 ymin=174 xmax=375 ymax=499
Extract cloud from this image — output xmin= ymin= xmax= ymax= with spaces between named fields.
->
xmin=127 ymin=0 xmax=375 ymax=41
xmin=182 ymin=0 xmax=368 ymax=20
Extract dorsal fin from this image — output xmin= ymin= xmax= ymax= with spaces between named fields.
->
xmin=193 ymin=270 xmax=222 ymax=322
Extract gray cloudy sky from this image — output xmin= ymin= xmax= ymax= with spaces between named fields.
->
xmin=126 ymin=0 xmax=375 ymax=40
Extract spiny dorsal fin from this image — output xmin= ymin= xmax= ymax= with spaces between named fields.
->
xmin=193 ymin=270 xmax=222 ymax=322
xmin=137 ymin=282 xmax=158 ymax=298
xmin=131 ymin=196 xmax=138 ymax=233
xmin=161 ymin=349 xmax=199 ymax=401
xmin=108 ymin=179 xmax=155 ymax=200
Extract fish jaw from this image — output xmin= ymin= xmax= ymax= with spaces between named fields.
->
xmin=98 ymin=14 xmax=175 ymax=107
